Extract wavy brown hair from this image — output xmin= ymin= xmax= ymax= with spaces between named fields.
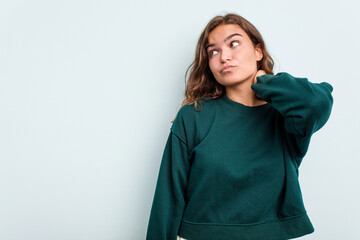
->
xmin=172 ymin=13 xmax=274 ymax=122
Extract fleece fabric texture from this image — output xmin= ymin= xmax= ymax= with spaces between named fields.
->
xmin=146 ymin=72 xmax=334 ymax=240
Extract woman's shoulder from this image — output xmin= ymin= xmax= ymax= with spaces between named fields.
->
xmin=176 ymin=97 xmax=218 ymax=119
xmin=171 ymin=97 xmax=219 ymax=143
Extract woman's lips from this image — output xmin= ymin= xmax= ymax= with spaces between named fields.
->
xmin=221 ymin=65 xmax=236 ymax=73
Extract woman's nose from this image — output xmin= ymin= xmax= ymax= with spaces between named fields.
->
xmin=220 ymin=49 xmax=231 ymax=62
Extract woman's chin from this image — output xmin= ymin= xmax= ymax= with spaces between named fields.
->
xmin=218 ymin=77 xmax=252 ymax=87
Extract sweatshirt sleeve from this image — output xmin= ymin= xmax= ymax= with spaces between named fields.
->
xmin=251 ymin=72 xmax=334 ymax=167
xmin=146 ymin=128 xmax=190 ymax=240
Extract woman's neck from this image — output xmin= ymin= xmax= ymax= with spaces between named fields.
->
xmin=225 ymin=79 xmax=267 ymax=107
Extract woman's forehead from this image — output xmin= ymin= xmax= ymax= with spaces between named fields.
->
xmin=208 ymin=24 xmax=248 ymax=43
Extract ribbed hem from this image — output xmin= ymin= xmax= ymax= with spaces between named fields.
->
xmin=178 ymin=213 xmax=314 ymax=240
xmin=217 ymin=94 xmax=272 ymax=115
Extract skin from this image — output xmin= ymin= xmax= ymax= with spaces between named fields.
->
xmin=207 ymin=24 xmax=267 ymax=107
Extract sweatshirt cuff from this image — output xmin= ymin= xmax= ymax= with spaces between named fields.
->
xmin=251 ymin=75 xmax=270 ymax=102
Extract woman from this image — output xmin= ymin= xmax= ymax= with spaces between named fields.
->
xmin=146 ymin=13 xmax=333 ymax=240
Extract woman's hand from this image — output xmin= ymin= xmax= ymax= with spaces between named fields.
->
xmin=253 ymin=70 xmax=267 ymax=84
xmin=253 ymin=70 xmax=267 ymax=98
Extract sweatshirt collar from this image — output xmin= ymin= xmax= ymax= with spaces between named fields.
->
xmin=218 ymin=94 xmax=272 ymax=114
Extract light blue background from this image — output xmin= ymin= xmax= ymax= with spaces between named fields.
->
xmin=1 ymin=0 xmax=359 ymax=239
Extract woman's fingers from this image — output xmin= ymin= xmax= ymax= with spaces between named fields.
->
xmin=254 ymin=70 xmax=267 ymax=84
xmin=253 ymin=70 xmax=266 ymax=99
xmin=253 ymin=70 xmax=266 ymax=98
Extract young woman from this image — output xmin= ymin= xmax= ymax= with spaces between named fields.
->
xmin=146 ymin=13 xmax=334 ymax=240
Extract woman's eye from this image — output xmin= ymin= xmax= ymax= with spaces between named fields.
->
xmin=230 ymin=41 xmax=239 ymax=47
xmin=209 ymin=50 xmax=218 ymax=56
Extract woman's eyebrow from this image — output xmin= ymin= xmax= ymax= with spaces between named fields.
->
xmin=206 ymin=33 xmax=243 ymax=49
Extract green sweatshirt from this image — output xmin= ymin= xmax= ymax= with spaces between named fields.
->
xmin=146 ymin=72 xmax=334 ymax=240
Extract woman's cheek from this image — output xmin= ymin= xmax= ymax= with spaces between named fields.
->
xmin=209 ymin=61 xmax=217 ymax=76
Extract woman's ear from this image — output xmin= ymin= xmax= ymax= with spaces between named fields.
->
xmin=255 ymin=44 xmax=263 ymax=61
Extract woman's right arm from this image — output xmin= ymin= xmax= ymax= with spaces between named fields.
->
xmin=146 ymin=125 xmax=190 ymax=240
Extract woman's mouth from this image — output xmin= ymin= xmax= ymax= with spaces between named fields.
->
xmin=221 ymin=65 xmax=236 ymax=73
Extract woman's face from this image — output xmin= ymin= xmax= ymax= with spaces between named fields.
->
xmin=207 ymin=24 xmax=263 ymax=86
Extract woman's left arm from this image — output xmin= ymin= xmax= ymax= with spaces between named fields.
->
xmin=251 ymin=72 xmax=334 ymax=167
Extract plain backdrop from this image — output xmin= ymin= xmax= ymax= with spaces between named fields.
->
xmin=0 ymin=0 xmax=359 ymax=239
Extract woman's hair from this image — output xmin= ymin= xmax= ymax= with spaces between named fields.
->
xmin=176 ymin=13 xmax=274 ymax=117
